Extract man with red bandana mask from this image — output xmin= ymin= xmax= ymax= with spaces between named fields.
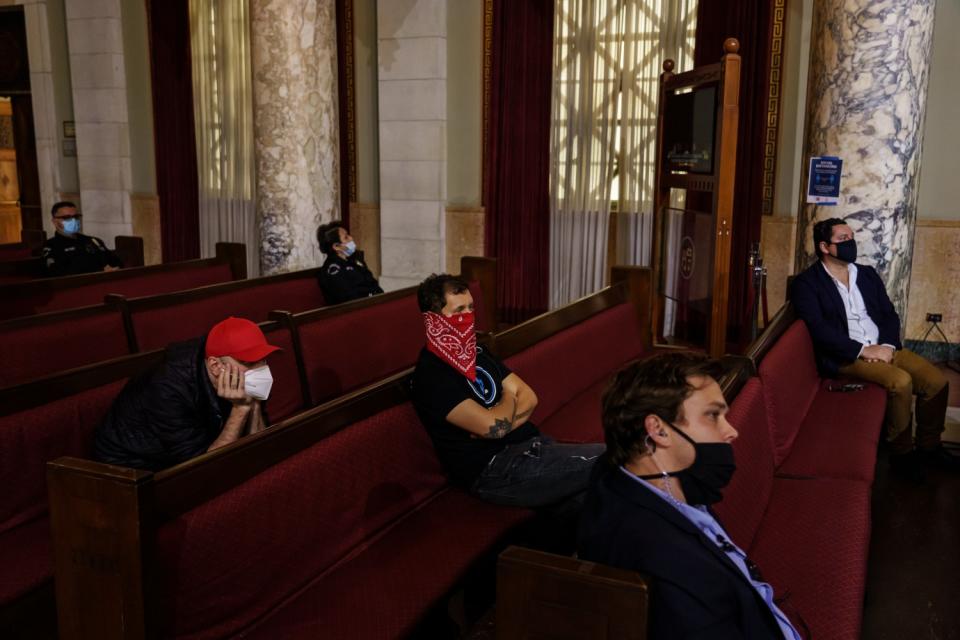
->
xmin=412 ymin=274 xmax=605 ymax=508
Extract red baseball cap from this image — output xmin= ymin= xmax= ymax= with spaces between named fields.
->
xmin=205 ymin=317 xmax=281 ymax=362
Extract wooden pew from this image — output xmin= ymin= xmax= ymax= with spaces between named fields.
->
xmin=496 ymin=546 xmax=649 ymax=640
xmin=0 ymin=236 xmax=145 ymax=283
xmin=0 ymin=319 xmax=302 ymax=639
xmin=45 ymin=267 xmax=652 ymax=639
xmin=0 ymin=229 xmax=46 ymax=261
xmin=0 ymin=242 xmax=245 ymax=321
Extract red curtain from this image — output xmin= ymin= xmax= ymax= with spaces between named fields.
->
xmin=147 ymin=0 xmax=201 ymax=263
xmin=483 ymin=0 xmax=554 ymax=325
xmin=694 ymin=1 xmax=775 ymax=350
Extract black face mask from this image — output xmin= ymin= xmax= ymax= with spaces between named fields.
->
xmin=637 ymin=421 xmax=736 ymax=506
xmin=832 ymin=238 xmax=857 ymax=263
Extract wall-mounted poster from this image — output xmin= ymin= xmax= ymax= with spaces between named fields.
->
xmin=806 ymin=156 xmax=843 ymax=205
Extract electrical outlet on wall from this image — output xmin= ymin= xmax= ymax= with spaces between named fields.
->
xmin=926 ymin=313 xmax=943 ymax=323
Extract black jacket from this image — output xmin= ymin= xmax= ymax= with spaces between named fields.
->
xmin=791 ymin=261 xmax=901 ymax=376
xmin=317 ymin=250 xmax=383 ymax=305
xmin=578 ymin=468 xmax=786 ymax=640
xmin=93 ymin=338 xmax=231 ymax=471
xmin=41 ymin=232 xmax=122 ymax=276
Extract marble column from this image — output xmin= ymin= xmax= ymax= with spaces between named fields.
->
xmin=377 ymin=0 xmax=447 ymax=291
xmin=251 ymin=0 xmax=340 ymax=274
xmin=796 ymin=0 xmax=937 ymax=321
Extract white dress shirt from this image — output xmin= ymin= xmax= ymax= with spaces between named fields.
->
xmin=821 ymin=262 xmax=894 ymax=356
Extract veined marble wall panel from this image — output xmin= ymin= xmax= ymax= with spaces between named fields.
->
xmin=445 ymin=206 xmax=484 ymax=275
xmin=251 ymin=0 xmax=340 ymax=274
xmin=905 ymin=220 xmax=960 ymax=341
xmin=349 ymin=201 xmax=381 ymax=276
xmin=760 ymin=215 xmax=797 ymax=314
xmin=796 ymin=0 xmax=937 ymax=324
xmin=377 ymin=0 xmax=446 ymax=290
xmin=131 ymin=192 xmax=161 ymax=265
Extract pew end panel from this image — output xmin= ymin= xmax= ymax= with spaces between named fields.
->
xmin=610 ymin=265 xmax=653 ymax=351
xmin=496 ymin=546 xmax=649 ymax=640
xmin=215 ymin=242 xmax=247 ymax=280
xmin=460 ymin=256 xmax=498 ymax=332
xmin=113 ymin=236 xmax=144 ymax=269
xmin=47 ymin=458 xmax=157 ymax=640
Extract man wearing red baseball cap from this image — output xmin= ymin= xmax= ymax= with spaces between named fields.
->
xmin=93 ymin=317 xmax=281 ymax=470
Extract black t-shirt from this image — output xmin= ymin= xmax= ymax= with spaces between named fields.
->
xmin=411 ymin=346 xmax=539 ymax=486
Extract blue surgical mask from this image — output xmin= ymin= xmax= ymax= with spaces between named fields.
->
xmin=342 ymin=240 xmax=356 ymax=257
xmin=62 ymin=218 xmax=81 ymax=235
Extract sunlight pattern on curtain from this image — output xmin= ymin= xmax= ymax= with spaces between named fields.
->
xmin=189 ymin=0 xmax=259 ymax=276
xmin=549 ymin=0 xmax=697 ymax=308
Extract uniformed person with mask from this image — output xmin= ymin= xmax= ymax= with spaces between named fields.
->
xmin=316 ymin=220 xmax=383 ymax=305
xmin=41 ymin=201 xmax=123 ymax=277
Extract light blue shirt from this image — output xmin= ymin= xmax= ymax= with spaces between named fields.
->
xmin=620 ymin=467 xmax=802 ymax=640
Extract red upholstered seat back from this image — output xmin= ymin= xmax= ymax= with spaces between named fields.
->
xmin=713 ymin=378 xmax=775 ymax=550
xmin=0 ymin=380 xmax=126 ymax=535
xmin=0 ymin=245 xmax=32 ymax=261
xmin=0 ymin=307 xmax=130 ymax=388
xmin=155 ymin=402 xmax=446 ymax=639
xmin=260 ymin=326 xmax=304 ymax=422
xmin=131 ymin=276 xmax=325 ymax=352
xmin=504 ymin=303 xmax=646 ymax=423
xmin=4 ymin=262 xmax=234 ymax=319
xmin=298 ymin=294 xmax=424 ymax=405
xmin=757 ymin=320 xmax=821 ymax=465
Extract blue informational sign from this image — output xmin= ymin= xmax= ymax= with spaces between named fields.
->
xmin=806 ymin=156 xmax=843 ymax=205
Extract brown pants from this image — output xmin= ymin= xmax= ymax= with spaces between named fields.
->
xmin=838 ymin=348 xmax=948 ymax=454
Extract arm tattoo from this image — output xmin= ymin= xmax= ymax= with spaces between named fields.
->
xmin=485 ymin=397 xmax=518 ymax=439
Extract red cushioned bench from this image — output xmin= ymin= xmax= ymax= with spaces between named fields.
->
xmin=712 ymin=304 xmax=885 ymax=640
xmin=0 ymin=320 xmax=304 ymax=637
xmin=0 ymin=242 xmax=245 ymax=321
xmin=46 ymin=266 xmax=652 ymax=639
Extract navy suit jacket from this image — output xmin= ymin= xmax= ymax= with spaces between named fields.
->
xmin=577 ymin=469 xmax=786 ymax=640
xmin=790 ymin=261 xmax=901 ymax=376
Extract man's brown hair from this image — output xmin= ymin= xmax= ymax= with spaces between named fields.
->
xmin=601 ymin=352 xmax=725 ymax=467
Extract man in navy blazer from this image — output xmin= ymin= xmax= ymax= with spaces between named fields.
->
xmin=579 ymin=353 xmax=803 ymax=639
xmin=791 ymin=218 xmax=952 ymax=473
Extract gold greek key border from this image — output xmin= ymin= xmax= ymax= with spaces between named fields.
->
xmin=481 ymin=0 xmax=493 ymax=206
xmin=761 ymin=0 xmax=786 ymax=215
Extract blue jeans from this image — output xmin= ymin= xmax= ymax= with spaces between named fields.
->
xmin=470 ymin=436 xmax=605 ymax=508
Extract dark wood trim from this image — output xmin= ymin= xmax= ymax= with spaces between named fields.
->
xmin=276 ymin=283 xmax=418 ymax=325
xmin=719 ymin=354 xmax=755 ymax=401
xmin=0 ymin=350 xmax=164 ymax=416
xmin=743 ymin=302 xmax=795 ymax=368
xmin=611 ymin=266 xmax=653 ymax=350
xmin=0 ymin=243 xmax=246 ymax=300
xmin=461 ymin=255 xmax=498 ymax=331
xmin=47 ymin=458 xmax=156 ymax=640
xmin=114 ymin=236 xmax=145 ymax=268
xmin=20 ymin=228 xmax=46 ymax=251
xmin=215 ymin=242 xmax=247 ymax=280
xmin=267 ymin=310 xmax=313 ymax=408
xmin=0 ymin=302 xmax=121 ymax=332
xmin=497 ymin=546 xmax=649 ymax=640
xmin=112 ymin=266 xmax=323 ymax=312
xmin=104 ymin=294 xmax=140 ymax=353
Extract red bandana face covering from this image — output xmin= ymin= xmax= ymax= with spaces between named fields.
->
xmin=423 ymin=311 xmax=477 ymax=381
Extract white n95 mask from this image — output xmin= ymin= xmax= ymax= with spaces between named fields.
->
xmin=244 ymin=365 xmax=274 ymax=400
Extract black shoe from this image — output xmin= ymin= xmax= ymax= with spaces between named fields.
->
xmin=918 ymin=445 xmax=960 ymax=471
xmin=889 ymin=451 xmax=926 ymax=482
